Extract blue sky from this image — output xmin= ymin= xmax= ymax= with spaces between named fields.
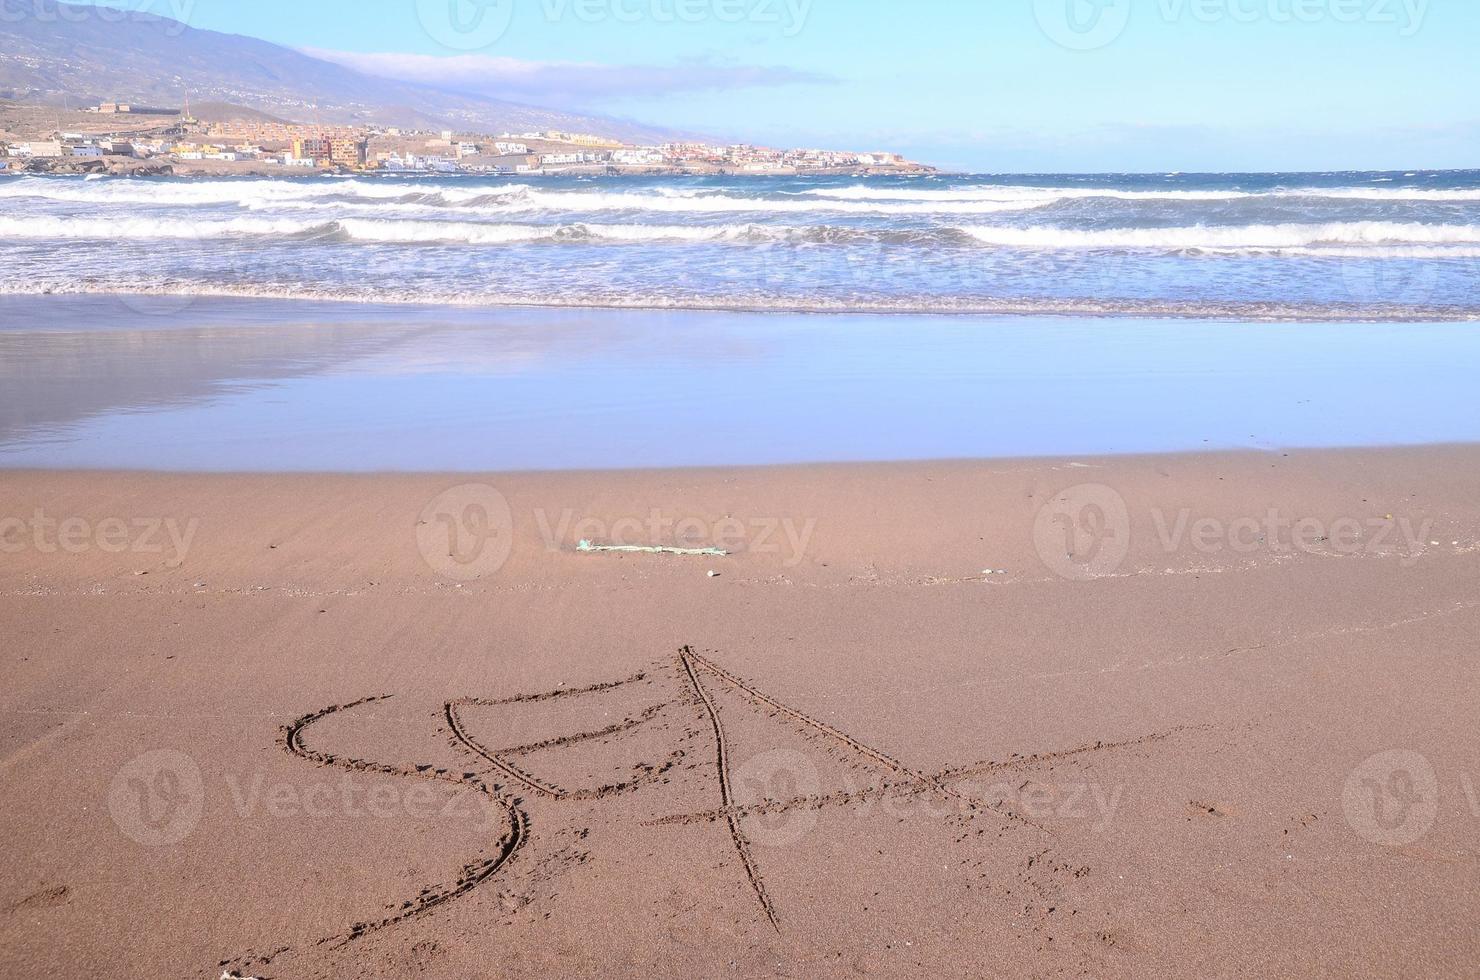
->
xmin=94 ymin=0 xmax=1480 ymax=170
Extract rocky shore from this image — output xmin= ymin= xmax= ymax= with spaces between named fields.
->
xmin=16 ymin=155 xmax=174 ymax=177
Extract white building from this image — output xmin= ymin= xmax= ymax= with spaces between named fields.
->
xmin=612 ymin=147 xmax=663 ymax=165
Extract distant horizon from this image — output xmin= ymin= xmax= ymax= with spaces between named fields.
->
xmin=3 ymin=95 xmax=1475 ymax=177
xmin=10 ymin=0 xmax=1471 ymax=173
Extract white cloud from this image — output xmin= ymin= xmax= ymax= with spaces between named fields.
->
xmin=302 ymin=48 xmax=830 ymax=106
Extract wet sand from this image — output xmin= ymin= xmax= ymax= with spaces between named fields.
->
xmin=3 ymin=446 xmax=1479 ymax=978
xmin=6 ymin=297 xmax=1480 ymax=470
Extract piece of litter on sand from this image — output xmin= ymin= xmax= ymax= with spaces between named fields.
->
xmin=707 ymin=570 xmax=720 ymax=578
xmin=576 ymin=539 xmax=729 ymax=557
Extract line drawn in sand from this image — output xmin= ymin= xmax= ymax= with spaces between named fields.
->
xmin=223 ymin=647 xmax=1197 ymax=975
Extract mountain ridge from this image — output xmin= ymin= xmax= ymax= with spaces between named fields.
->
xmin=0 ymin=0 xmax=685 ymax=141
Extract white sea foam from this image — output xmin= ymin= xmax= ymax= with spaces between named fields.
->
xmin=6 ymin=175 xmax=1479 ymax=216
xmin=2 ymin=173 xmax=1478 ymax=318
xmin=799 ymin=184 xmax=1254 ymax=203
xmin=0 ymin=214 xmax=800 ymax=244
xmin=1 ymin=280 xmax=1473 ymax=323
xmin=334 ymin=219 xmax=787 ymax=244
xmin=803 ymin=183 xmax=1480 ymax=203
xmin=8 ymin=212 xmax=1480 ymax=254
xmin=0 ymin=215 xmax=330 ymax=239
xmin=959 ymin=221 xmax=1480 ymax=251
xmin=0 ymin=177 xmax=1048 ymax=215
xmin=500 ymin=188 xmax=1048 ymax=215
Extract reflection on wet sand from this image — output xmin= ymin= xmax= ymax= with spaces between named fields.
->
xmin=3 ymin=295 xmax=1480 ymax=471
xmin=0 ymin=296 xmax=744 ymax=452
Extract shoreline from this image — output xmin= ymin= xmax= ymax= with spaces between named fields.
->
xmin=3 ymin=157 xmax=938 ymax=180
xmin=5 ymin=439 xmax=1480 ymax=476
xmin=2 ymin=287 xmax=1476 ymax=323
xmin=6 ymin=165 xmax=1479 ymax=178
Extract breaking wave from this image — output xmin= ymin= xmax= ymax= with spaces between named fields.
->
xmin=2 ymin=169 xmax=1478 ymax=319
xmin=3 ymin=279 xmax=1475 ymax=323
xmin=959 ymin=221 xmax=1480 ymax=252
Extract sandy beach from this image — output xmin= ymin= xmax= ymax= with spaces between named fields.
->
xmin=3 ymin=446 xmax=1479 ymax=978
xmin=6 ymin=1 xmax=1479 ymax=975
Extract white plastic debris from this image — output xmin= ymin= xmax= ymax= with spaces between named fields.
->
xmin=577 ymin=539 xmax=728 ymax=557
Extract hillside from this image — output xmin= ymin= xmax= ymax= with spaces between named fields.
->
xmin=187 ymin=102 xmax=294 ymax=125
xmin=0 ymin=1 xmax=679 ymax=142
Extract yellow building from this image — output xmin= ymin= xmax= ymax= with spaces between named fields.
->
xmin=329 ymin=138 xmax=367 ymax=167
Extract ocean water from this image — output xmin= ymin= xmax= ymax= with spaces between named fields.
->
xmin=3 ymin=298 xmax=1479 ymax=470
xmin=1 ymin=170 xmax=1478 ymax=319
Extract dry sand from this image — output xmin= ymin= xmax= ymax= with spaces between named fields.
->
xmin=3 ymin=446 xmax=1479 ymax=978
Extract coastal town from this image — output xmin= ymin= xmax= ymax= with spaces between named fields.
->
xmin=0 ymin=100 xmax=933 ymax=177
